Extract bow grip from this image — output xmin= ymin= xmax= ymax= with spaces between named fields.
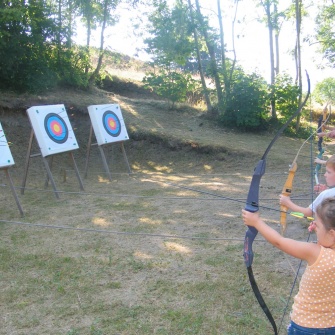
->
xmin=243 ymin=159 xmax=266 ymax=268
xmin=244 ymin=222 xmax=258 ymax=268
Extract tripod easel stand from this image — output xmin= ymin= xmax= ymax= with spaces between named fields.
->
xmin=84 ymin=104 xmax=132 ymax=181
xmin=0 ymin=122 xmax=24 ymax=216
xmin=21 ymin=105 xmax=84 ymax=199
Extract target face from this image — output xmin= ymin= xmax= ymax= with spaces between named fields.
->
xmin=87 ymin=104 xmax=129 ymax=145
xmin=27 ymin=104 xmax=79 ymax=157
xmin=44 ymin=113 xmax=68 ymax=143
xmin=0 ymin=122 xmax=15 ymax=168
xmin=102 ymin=111 xmax=121 ymax=137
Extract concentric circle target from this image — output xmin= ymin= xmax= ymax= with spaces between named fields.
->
xmin=44 ymin=113 xmax=68 ymax=144
xmin=102 ymin=111 xmax=121 ymax=137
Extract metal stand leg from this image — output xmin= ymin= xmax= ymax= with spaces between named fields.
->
xmin=41 ymin=156 xmax=60 ymax=199
xmin=5 ymin=169 xmax=24 ymax=217
xmin=69 ymin=152 xmax=84 ymax=191
xmin=21 ymin=130 xmax=34 ymax=195
xmin=121 ymin=142 xmax=132 ymax=174
xmin=98 ymin=146 xmax=112 ymax=181
xmin=84 ymin=125 xmax=93 ymax=179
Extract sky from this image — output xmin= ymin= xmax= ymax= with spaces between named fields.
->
xmin=75 ymin=0 xmax=335 ymax=92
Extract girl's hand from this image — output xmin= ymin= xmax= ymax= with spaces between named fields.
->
xmin=242 ymin=209 xmax=260 ymax=228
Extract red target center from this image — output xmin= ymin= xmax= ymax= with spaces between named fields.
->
xmin=108 ymin=118 xmax=116 ymax=130
xmin=50 ymin=121 xmax=62 ymax=135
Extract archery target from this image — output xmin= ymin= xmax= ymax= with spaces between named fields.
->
xmin=0 ymin=122 xmax=15 ymax=168
xmin=44 ymin=113 xmax=68 ymax=144
xmin=87 ymin=104 xmax=129 ymax=145
xmin=27 ymin=104 xmax=79 ymax=157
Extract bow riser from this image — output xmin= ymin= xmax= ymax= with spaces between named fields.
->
xmin=315 ymin=107 xmax=328 ymax=183
xmin=244 ymin=159 xmax=266 ymax=267
xmin=280 ymin=162 xmax=298 ymax=234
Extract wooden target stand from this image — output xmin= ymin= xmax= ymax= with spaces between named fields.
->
xmin=84 ymin=104 xmax=132 ymax=181
xmin=21 ymin=105 xmax=84 ymax=199
xmin=2 ymin=167 xmax=24 ymax=216
xmin=0 ymin=122 xmax=24 ymax=216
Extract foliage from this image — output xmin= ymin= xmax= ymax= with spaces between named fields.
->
xmin=143 ymin=70 xmax=199 ymax=107
xmin=220 ymin=69 xmax=269 ymax=131
xmin=0 ymin=1 xmax=93 ymax=91
xmin=0 ymin=0 xmax=123 ymax=92
xmin=0 ymin=0 xmax=58 ymax=91
xmin=144 ymin=0 xmax=194 ymax=67
xmin=315 ymin=3 xmax=335 ymax=66
xmin=52 ymin=46 xmax=91 ymax=89
xmin=313 ymin=77 xmax=335 ymax=105
xmin=273 ymin=73 xmax=300 ymax=121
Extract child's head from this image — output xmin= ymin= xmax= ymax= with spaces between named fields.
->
xmin=316 ymin=197 xmax=335 ymax=231
xmin=326 ymin=155 xmax=335 ymax=171
xmin=324 ymin=155 xmax=335 ymax=187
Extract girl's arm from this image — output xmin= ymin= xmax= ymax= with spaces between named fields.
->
xmin=242 ymin=210 xmax=320 ymax=265
xmin=279 ymin=195 xmax=314 ymax=217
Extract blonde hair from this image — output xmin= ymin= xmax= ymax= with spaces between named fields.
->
xmin=326 ymin=155 xmax=335 ymax=171
xmin=316 ymin=197 xmax=335 ymax=231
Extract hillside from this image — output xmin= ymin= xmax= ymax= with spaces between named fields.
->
xmin=0 ymin=66 xmax=306 ymax=165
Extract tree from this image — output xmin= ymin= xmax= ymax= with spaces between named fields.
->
xmin=144 ymin=0 xmax=194 ymax=67
xmin=194 ymin=0 xmax=224 ymax=115
xmin=313 ymin=77 xmax=335 ymax=105
xmin=187 ymin=0 xmax=212 ymax=112
xmin=0 ymin=0 xmax=58 ymax=91
xmin=294 ymin=0 xmax=303 ymax=129
xmin=256 ymin=0 xmax=287 ymax=120
xmin=315 ymin=2 xmax=335 ymax=66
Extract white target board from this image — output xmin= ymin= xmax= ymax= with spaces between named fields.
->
xmin=27 ymin=104 xmax=79 ymax=157
xmin=87 ymin=104 xmax=129 ymax=145
xmin=0 ymin=122 xmax=15 ymax=168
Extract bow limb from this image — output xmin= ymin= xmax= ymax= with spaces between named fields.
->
xmin=280 ymin=103 xmax=330 ymax=233
xmin=315 ymin=104 xmax=328 ymax=184
xmin=280 ymin=162 xmax=298 ymax=235
xmin=243 ymin=71 xmax=310 ymax=335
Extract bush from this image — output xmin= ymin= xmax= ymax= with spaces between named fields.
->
xmin=220 ymin=70 xmax=269 ymax=130
xmin=143 ymin=70 xmax=199 ymax=107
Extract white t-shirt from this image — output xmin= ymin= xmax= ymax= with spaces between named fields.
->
xmin=309 ymin=188 xmax=335 ymax=213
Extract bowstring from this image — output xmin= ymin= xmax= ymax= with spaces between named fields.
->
xmin=277 ymin=89 xmax=315 ymax=334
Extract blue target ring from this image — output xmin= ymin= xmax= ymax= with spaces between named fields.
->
xmin=102 ymin=111 xmax=121 ymax=137
xmin=44 ymin=113 xmax=68 ymax=144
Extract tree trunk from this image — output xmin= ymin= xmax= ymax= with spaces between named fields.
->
xmin=295 ymin=0 xmax=303 ymax=130
xmin=217 ymin=0 xmax=229 ymax=96
xmin=194 ymin=0 xmax=224 ymax=117
xmin=264 ymin=0 xmax=276 ymax=120
xmin=57 ymin=0 xmax=62 ymax=66
xmin=88 ymin=0 xmax=108 ymax=85
xmin=274 ymin=3 xmax=279 ymax=75
xmin=85 ymin=10 xmax=91 ymax=75
xmin=187 ymin=0 xmax=212 ymax=113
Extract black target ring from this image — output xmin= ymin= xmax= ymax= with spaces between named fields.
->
xmin=44 ymin=113 xmax=68 ymax=144
xmin=102 ymin=111 xmax=121 ymax=137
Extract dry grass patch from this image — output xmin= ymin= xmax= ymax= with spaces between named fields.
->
xmin=0 ymin=84 xmax=322 ymax=334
